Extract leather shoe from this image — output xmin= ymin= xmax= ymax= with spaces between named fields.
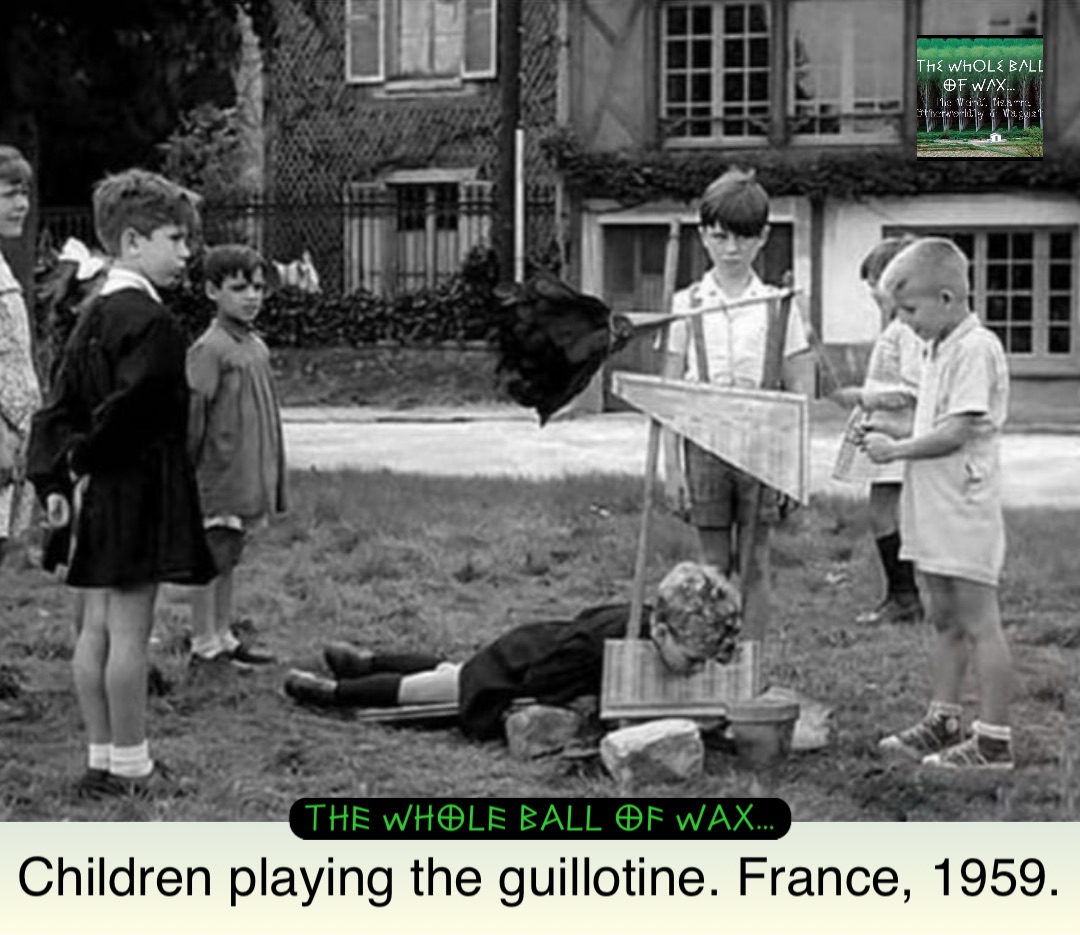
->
xmin=285 ymin=669 xmax=339 ymax=707
xmin=323 ymin=642 xmax=375 ymax=678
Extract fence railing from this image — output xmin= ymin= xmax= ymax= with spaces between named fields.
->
xmin=40 ymin=188 xmax=558 ymax=297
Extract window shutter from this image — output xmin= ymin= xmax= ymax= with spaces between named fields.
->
xmin=462 ymin=0 xmax=496 ymax=79
xmin=346 ymin=0 xmax=384 ymax=83
xmin=458 ymin=180 xmax=493 ymax=260
xmin=343 ymin=182 xmax=389 ymax=293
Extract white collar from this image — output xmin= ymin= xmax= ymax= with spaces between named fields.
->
xmin=99 ymin=266 xmax=162 ymax=303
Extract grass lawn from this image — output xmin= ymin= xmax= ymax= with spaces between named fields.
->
xmin=2 ymin=470 xmax=1077 ymax=822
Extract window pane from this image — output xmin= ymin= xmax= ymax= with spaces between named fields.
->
xmin=986 ymin=295 xmax=1007 ymax=321
xmin=692 ymin=39 xmax=713 ymax=67
xmin=1050 ymin=263 xmax=1071 ymax=292
xmin=987 ymin=233 xmax=1008 ymax=259
xmin=348 ymin=0 xmax=381 ymax=80
xmin=748 ymin=3 xmax=768 ymax=32
xmin=691 ymin=74 xmax=711 ymax=102
xmin=724 ymin=73 xmax=745 ymax=100
xmin=1012 ymin=295 xmax=1032 ymax=322
xmin=667 ymin=40 xmax=688 ymax=69
xmin=1049 ymin=327 xmax=1071 ymax=355
xmin=987 ymin=264 xmax=1008 ymax=291
xmin=667 ymin=75 xmax=687 ymax=103
xmin=668 ymin=5 xmax=689 ymax=35
xmin=724 ymin=4 xmax=745 ymax=34
xmin=749 ymin=37 xmax=768 ymax=66
xmin=464 ymin=0 xmax=494 ymax=75
xmin=1049 ymin=295 xmax=1072 ymax=322
xmin=725 ymin=38 xmax=744 ymax=68
xmin=1010 ymin=263 xmax=1032 ymax=291
xmin=1012 ymin=232 xmax=1033 ymax=259
xmin=1050 ymin=232 xmax=1072 ymax=260
xmin=692 ymin=3 xmax=712 ymax=33
xmin=1011 ymin=325 xmax=1032 ymax=354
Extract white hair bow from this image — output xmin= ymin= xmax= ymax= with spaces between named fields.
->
xmin=58 ymin=237 xmax=108 ymax=281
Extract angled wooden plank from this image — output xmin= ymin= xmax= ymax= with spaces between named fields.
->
xmin=612 ymin=372 xmax=810 ymax=503
xmin=350 ymin=702 xmax=460 ymax=725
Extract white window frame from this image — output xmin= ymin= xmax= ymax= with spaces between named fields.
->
xmin=345 ymin=0 xmax=497 ymax=88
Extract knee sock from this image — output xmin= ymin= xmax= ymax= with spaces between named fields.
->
xmin=88 ymin=743 xmax=110 ymax=772
xmin=371 ymin=653 xmax=441 ymax=674
xmin=876 ymin=533 xmax=919 ymax=602
xmin=336 ymin=673 xmax=403 ymax=707
xmin=110 ymin=741 xmax=153 ymax=778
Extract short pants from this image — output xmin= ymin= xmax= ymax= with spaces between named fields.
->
xmin=684 ymin=441 xmax=782 ymax=529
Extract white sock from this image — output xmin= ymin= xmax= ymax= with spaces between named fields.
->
xmin=88 ymin=743 xmax=110 ymax=771
xmin=110 ymin=742 xmax=154 ymax=778
xmin=221 ymin=629 xmax=241 ymax=653
xmin=191 ymin=633 xmax=224 ymax=658
xmin=973 ymin=720 xmax=1011 ymax=743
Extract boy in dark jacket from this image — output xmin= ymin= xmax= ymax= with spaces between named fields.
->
xmin=284 ymin=562 xmax=741 ymax=740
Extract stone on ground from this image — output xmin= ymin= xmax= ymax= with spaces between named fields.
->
xmin=505 ymin=704 xmax=583 ymax=759
xmin=600 ymin=718 xmax=704 ymax=785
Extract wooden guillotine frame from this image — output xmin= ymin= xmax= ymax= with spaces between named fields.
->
xmin=600 ymin=222 xmax=810 ymax=722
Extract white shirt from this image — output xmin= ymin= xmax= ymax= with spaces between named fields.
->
xmin=667 ymin=271 xmax=809 ymax=387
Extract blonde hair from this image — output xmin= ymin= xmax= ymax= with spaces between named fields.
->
xmin=880 ymin=237 xmax=970 ymax=302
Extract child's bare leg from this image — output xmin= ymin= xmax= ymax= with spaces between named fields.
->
xmin=214 ymin=569 xmax=238 ymax=648
xmin=954 ymin=579 xmax=1011 ymax=725
xmin=868 ymin=482 xmax=900 ymax=537
xmin=104 ymin=584 xmax=157 ymax=750
xmin=925 ymin=574 xmax=968 ymax=704
xmin=696 ymin=527 xmax=733 ymax=577
xmin=72 ymin=589 xmax=111 ymax=747
xmin=189 ymin=580 xmax=219 ymax=657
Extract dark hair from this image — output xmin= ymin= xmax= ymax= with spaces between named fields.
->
xmin=93 ymin=168 xmax=201 ymax=256
xmin=0 ymin=145 xmax=32 ymax=187
xmin=203 ymin=244 xmax=267 ymax=286
xmin=859 ymin=235 xmax=918 ymax=285
xmin=698 ymin=168 xmax=770 ymax=236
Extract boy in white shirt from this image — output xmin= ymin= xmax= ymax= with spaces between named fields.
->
xmin=663 ymin=168 xmax=813 ymax=641
xmin=865 ymin=237 xmax=1014 ymax=770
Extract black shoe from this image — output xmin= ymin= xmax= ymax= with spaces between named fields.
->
xmin=229 ymin=644 xmax=276 ymax=667
xmin=90 ymin=762 xmax=189 ymax=799
xmin=72 ymin=768 xmax=113 ymax=800
xmin=323 ymin=642 xmax=375 ymax=678
xmin=285 ymin=669 xmax=339 ymax=707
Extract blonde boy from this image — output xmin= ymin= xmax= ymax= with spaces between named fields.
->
xmin=663 ymin=168 xmax=813 ymax=641
xmin=864 ymin=237 xmax=1013 ymax=770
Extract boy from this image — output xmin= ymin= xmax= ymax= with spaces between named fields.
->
xmin=0 ymin=145 xmax=42 ymax=565
xmin=284 ymin=562 xmax=741 ymax=741
xmin=186 ymin=244 xmax=287 ymax=667
xmin=663 ymin=168 xmax=813 ymax=641
xmin=863 ymin=237 xmax=1014 ymax=770
xmin=831 ymin=236 xmax=925 ymax=624
xmin=28 ymin=169 xmax=215 ymax=797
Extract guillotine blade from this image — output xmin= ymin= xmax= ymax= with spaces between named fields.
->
xmin=612 ymin=371 xmax=810 ymax=504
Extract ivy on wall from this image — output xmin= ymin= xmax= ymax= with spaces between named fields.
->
xmin=541 ymin=127 xmax=1080 ymax=205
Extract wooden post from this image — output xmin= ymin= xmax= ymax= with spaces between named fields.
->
xmin=496 ymin=0 xmax=522 ymax=283
xmin=627 ymin=219 xmax=681 ymax=639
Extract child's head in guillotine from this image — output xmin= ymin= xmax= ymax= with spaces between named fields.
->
xmin=878 ymin=237 xmax=971 ymax=342
xmin=93 ymin=168 xmax=201 ymax=288
xmin=697 ymin=168 xmax=770 ymax=283
xmin=651 ymin=562 xmax=742 ymax=675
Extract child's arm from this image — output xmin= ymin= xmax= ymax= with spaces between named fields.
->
xmin=186 ymin=338 xmax=221 ymax=465
xmin=864 ymin=412 xmax=980 ymax=463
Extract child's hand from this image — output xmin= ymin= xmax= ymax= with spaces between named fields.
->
xmin=46 ymin=493 xmax=71 ymax=529
xmin=862 ymin=432 xmax=898 ymax=464
xmin=828 ymin=386 xmax=863 ymax=409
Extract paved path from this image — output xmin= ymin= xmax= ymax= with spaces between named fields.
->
xmin=281 ymin=408 xmax=1078 ymax=509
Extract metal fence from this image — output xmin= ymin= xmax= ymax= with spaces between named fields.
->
xmin=39 ymin=187 xmax=559 ymax=296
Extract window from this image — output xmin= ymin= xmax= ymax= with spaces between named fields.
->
xmin=659 ymin=0 xmax=905 ymax=144
xmin=661 ymin=2 xmax=771 ymax=139
xmin=920 ymin=0 xmax=1041 ymax=37
xmin=789 ymin=0 xmax=903 ymax=139
xmin=344 ymin=177 xmax=492 ymax=294
xmin=346 ymin=0 xmax=496 ymax=85
xmin=885 ymin=227 xmax=1076 ymax=367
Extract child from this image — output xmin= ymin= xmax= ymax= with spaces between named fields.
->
xmin=284 ymin=562 xmax=741 ymax=740
xmin=864 ymin=237 xmax=1013 ymax=770
xmin=27 ymin=168 xmax=216 ymax=797
xmin=662 ymin=168 xmax=813 ymax=642
xmin=0 ymin=145 xmax=42 ymax=565
xmin=186 ymin=244 xmax=287 ymax=666
xmin=831 ymin=236 xmax=925 ymax=624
